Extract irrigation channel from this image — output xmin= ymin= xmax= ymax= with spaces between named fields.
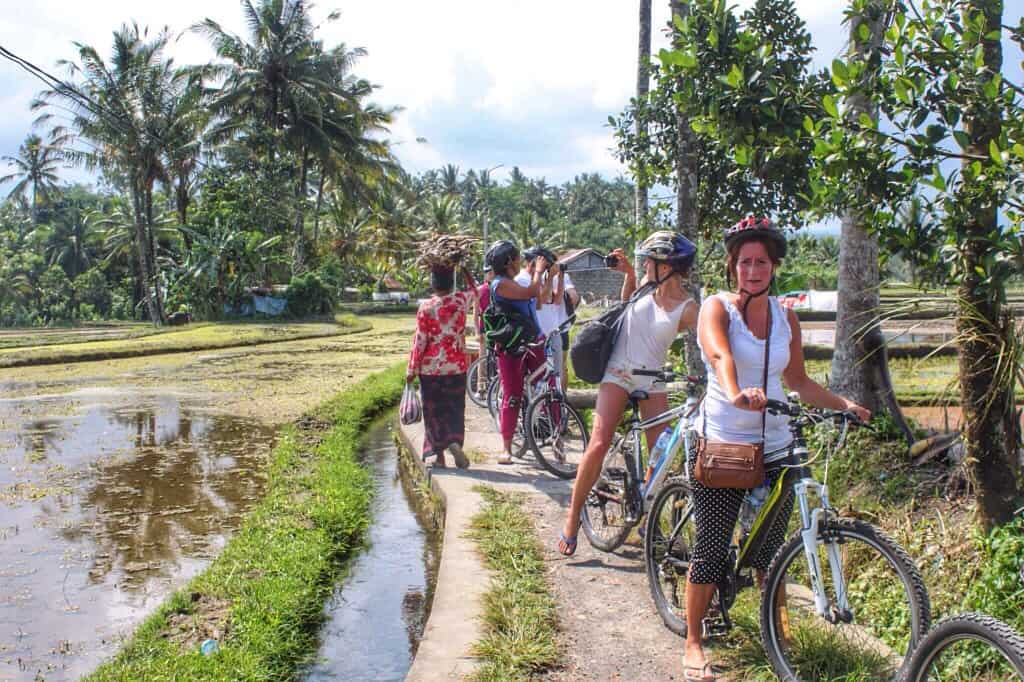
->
xmin=0 ymin=314 xmax=416 ymax=681
xmin=303 ymin=418 xmax=440 ymax=681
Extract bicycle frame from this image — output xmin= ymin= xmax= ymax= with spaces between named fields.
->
xmin=732 ymin=408 xmax=854 ymax=622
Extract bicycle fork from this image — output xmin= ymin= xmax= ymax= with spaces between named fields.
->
xmin=795 ymin=479 xmax=853 ymax=624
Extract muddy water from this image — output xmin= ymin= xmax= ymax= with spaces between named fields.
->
xmin=0 ymin=388 xmax=275 ymax=681
xmin=304 ymin=419 xmax=440 ymax=682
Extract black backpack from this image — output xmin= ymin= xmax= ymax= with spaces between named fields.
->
xmin=483 ymin=280 xmax=540 ymax=355
xmin=569 ymin=282 xmax=654 ymax=383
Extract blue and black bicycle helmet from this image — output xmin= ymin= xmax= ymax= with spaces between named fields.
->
xmin=485 ymin=240 xmax=520 ymax=273
xmin=635 ymin=230 xmax=698 ymax=273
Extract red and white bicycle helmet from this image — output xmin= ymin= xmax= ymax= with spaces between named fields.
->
xmin=723 ymin=215 xmax=787 ymax=258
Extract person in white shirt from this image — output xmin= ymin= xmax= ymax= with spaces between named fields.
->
xmin=522 ymin=246 xmax=572 ymax=379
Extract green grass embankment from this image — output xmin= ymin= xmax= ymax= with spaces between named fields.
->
xmin=85 ymin=363 xmax=405 ymax=681
xmin=0 ymin=314 xmax=370 ymax=368
xmin=467 ymin=486 xmax=560 ymax=682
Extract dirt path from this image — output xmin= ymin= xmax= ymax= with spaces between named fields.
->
xmin=440 ymin=407 xmax=693 ymax=680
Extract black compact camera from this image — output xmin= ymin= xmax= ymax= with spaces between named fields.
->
xmin=604 ymin=254 xmax=619 ymax=268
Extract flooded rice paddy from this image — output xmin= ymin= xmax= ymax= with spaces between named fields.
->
xmin=304 ymin=419 xmax=440 ymax=681
xmin=0 ymin=314 xmax=415 ymax=681
xmin=0 ymin=388 xmax=275 ymax=680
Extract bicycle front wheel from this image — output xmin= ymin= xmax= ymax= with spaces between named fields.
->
xmin=760 ymin=517 xmax=931 ymax=681
xmin=580 ymin=434 xmax=636 ymax=552
xmin=644 ymin=476 xmax=696 ymax=637
xmin=525 ymin=393 xmax=587 ymax=479
xmin=904 ymin=612 xmax=1024 ymax=681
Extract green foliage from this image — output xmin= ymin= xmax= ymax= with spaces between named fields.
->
xmin=966 ymin=515 xmax=1024 ymax=629
xmin=73 ymin=268 xmax=112 ymax=318
xmin=285 ymin=272 xmax=335 ymax=317
xmin=613 ymin=0 xmax=830 ymax=239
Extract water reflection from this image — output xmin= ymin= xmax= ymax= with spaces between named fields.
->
xmin=304 ymin=420 xmax=440 ymax=681
xmin=0 ymin=391 xmax=274 ymax=681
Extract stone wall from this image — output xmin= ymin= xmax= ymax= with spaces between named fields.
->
xmin=570 ymin=268 xmax=624 ymax=303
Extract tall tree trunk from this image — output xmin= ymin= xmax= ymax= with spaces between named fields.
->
xmin=635 ymin=0 xmax=652 ymax=239
xmin=312 ymin=169 xmax=326 ymax=247
xmin=958 ymin=0 xmax=1017 ymax=528
xmin=670 ymin=0 xmax=704 ymax=378
xmin=176 ymin=168 xmax=191 ymax=250
xmin=831 ymin=1 xmax=914 ymax=444
xmin=130 ymin=180 xmax=160 ymax=325
xmin=143 ymin=184 xmax=166 ymax=324
xmin=292 ymin=148 xmax=311 ymax=275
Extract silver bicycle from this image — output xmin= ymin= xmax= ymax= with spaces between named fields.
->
xmin=580 ymin=367 xmax=705 ymax=552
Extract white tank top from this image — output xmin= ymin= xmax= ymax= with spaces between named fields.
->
xmin=697 ymin=293 xmax=793 ymax=460
xmin=608 ymin=293 xmax=691 ymax=372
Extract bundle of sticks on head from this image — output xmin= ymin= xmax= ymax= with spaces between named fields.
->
xmin=416 ymin=232 xmax=480 ymax=269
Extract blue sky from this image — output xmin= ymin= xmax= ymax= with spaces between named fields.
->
xmin=1 ymin=1 xmax=1022 ymax=194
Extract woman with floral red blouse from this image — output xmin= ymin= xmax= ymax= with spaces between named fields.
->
xmin=406 ymin=264 xmax=477 ymax=468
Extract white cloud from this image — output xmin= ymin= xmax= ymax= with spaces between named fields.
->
xmin=3 ymin=1 xmax=1021 ymax=190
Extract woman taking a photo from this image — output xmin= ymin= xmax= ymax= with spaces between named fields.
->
xmin=681 ymin=216 xmax=869 ymax=681
xmin=485 ymin=239 xmax=551 ymax=464
xmin=558 ymin=231 xmax=699 ymax=555
xmin=406 ymin=264 xmax=477 ymax=469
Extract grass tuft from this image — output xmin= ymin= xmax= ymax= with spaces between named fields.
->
xmin=467 ymin=486 xmax=560 ymax=682
xmin=85 ymin=363 xmax=405 ymax=681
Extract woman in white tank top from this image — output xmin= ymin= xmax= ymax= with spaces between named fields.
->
xmin=558 ymin=231 xmax=699 ymax=557
xmin=682 ymin=217 xmax=870 ymax=680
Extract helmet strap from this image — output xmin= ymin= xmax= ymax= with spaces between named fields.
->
xmin=737 ymin=278 xmax=773 ymax=326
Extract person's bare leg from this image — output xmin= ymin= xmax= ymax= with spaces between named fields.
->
xmin=560 ymin=383 xmax=628 ymax=541
xmin=684 ymin=580 xmax=717 ymax=672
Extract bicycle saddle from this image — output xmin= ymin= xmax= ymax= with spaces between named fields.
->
xmin=629 ymin=389 xmax=649 ymax=402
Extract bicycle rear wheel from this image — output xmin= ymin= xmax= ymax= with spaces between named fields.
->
xmin=760 ymin=517 xmax=931 ymax=681
xmin=643 ymin=476 xmax=696 ymax=637
xmin=903 ymin=612 xmax=1024 ymax=681
xmin=525 ymin=392 xmax=587 ymax=479
xmin=466 ymin=357 xmax=489 ymax=408
xmin=580 ymin=434 xmax=636 ymax=552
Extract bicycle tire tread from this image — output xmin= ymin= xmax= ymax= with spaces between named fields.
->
xmin=760 ymin=517 xmax=931 ymax=681
xmin=904 ymin=612 xmax=1024 ymax=681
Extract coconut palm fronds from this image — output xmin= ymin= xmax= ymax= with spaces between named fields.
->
xmin=417 ymin=232 xmax=480 ymax=269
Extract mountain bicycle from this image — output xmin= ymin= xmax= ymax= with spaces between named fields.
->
xmin=486 ymin=317 xmax=588 ymax=477
xmin=644 ymin=397 xmax=931 ymax=681
xmin=902 ymin=612 xmax=1024 ymax=681
xmin=466 ymin=345 xmax=496 ymax=408
xmin=580 ymin=367 xmax=705 ymax=552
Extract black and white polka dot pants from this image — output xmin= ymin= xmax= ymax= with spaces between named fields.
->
xmin=687 ymin=464 xmax=795 ymax=585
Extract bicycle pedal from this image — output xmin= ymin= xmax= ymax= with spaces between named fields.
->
xmin=701 ymin=617 xmax=730 ymax=639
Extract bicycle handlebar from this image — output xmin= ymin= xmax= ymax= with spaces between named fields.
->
xmin=765 ymin=398 xmax=867 ymax=427
xmin=631 ymin=368 xmax=706 ymax=386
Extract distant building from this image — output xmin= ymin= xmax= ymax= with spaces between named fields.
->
xmin=558 ymin=248 xmax=624 ymax=303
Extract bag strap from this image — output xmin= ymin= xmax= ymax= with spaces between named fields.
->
xmin=760 ymin=299 xmax=772 ymax=444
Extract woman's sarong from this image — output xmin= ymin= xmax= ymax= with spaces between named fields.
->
xmin=419 ymin=373 xmax=466 ymax=457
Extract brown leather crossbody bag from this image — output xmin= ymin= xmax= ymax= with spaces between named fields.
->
xmin=694 ymin=299 xmax=771 ymax=489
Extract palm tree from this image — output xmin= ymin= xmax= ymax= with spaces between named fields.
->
xmin=439 ymin=164 xmax=461 ymax=196
xmin=194 ymin=0 xmax=392 ymax=274
xmin=420 ymin=194 xmax=462 ymax=234
xmin=1 ymin=133 xmax=63 ymax=225
xmin=33 ymin=23 xmax=186 ymax=323
xmin=635 ymin=0 xmax=652 ymax=235
xmin=44 ymin=197 xmax=99 ymax=278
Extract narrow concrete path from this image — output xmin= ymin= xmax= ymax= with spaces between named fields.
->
xmin=398 ymin=405 xmax=688 ymax=681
